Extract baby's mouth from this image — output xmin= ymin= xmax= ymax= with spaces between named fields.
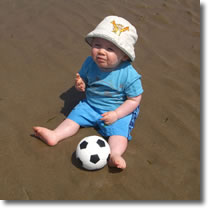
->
xmin=96 ymin=56 xmax=106 ymax=63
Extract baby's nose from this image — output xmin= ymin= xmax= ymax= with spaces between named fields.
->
xmin=98 ymin=48 xmax=106 ymax=55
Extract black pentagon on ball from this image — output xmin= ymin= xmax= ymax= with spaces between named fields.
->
xmin=90 ymin=154 xmax=100 ymax=164
xmin=96 ymin=139 xmax=106 ymax=147
xmin=80 ymin=141 xmax=88 ymax=149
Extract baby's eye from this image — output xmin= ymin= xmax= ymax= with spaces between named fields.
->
xmin=107 ymin=47 xmax=114 ymax=51
xmin=94 ymin=43 xmax=101 ymax=48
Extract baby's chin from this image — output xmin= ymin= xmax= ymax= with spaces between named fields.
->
xmin=96 ymin=62 xmax=120 ymax=71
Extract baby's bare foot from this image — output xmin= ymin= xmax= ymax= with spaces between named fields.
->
xmin=33 ymin=127 xmax=58 ymax=146
xmin=108 ymin=155 xmax=126 ymax=169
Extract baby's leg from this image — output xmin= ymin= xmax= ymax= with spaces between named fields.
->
xmin=108 ymin=135 xmax=128 ymax=169
xmin=33 ymin=119 xmax=80 ymax=146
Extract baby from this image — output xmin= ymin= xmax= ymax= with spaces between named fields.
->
xmin=33 ymin=16 xmax=143 ymax=169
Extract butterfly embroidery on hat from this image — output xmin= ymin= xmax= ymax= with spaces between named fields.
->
xmin=111 ymin=20 xmax=129 ymax=36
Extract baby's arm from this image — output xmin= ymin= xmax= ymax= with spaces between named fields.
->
xmin=101 ymin=95 xmax=142 ymax=125
xmin=75 ymin=73 xmax=86 ymax=92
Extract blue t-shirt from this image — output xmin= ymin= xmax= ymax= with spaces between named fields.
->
xmin=79 ymin=56 xmax=143 ymax=111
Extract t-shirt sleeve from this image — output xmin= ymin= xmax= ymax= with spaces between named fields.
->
xmin=124 ymin=68 xmax=144 ymax=98
xmin=78 ymin=56 xmax=92 ymax=83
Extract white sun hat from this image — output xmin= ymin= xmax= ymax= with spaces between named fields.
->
xmin=85 ymin=16 xmax=138 ymax=62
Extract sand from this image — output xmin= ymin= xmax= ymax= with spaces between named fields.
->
xmin=0 ymin=0 xmax=200 ymax=200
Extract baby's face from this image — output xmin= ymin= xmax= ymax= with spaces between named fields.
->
xmin=91 ymin=38 xmax=128 ymax=70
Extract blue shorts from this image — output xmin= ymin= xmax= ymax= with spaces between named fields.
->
xmin=67 ymin=100 xmax=140 ymax=140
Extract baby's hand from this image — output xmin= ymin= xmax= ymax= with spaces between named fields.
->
xmin=75 ymin=73 xmax=86 ymax=92
xmin=100 ymin=111 xmax=118 ymax=125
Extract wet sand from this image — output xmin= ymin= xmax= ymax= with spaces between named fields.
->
xmin=0 ymin=0 xmax=200 ymax=200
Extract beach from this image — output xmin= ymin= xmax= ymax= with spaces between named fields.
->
xmin=0 ymin=0 xmax=200 ymax=200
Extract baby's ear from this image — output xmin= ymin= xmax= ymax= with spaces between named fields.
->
xmin=122 ymin=55 xmax=130 ymax=61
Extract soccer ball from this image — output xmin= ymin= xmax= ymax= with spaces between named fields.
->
xmin=76 ymin=135 xmax=111 ymax=170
